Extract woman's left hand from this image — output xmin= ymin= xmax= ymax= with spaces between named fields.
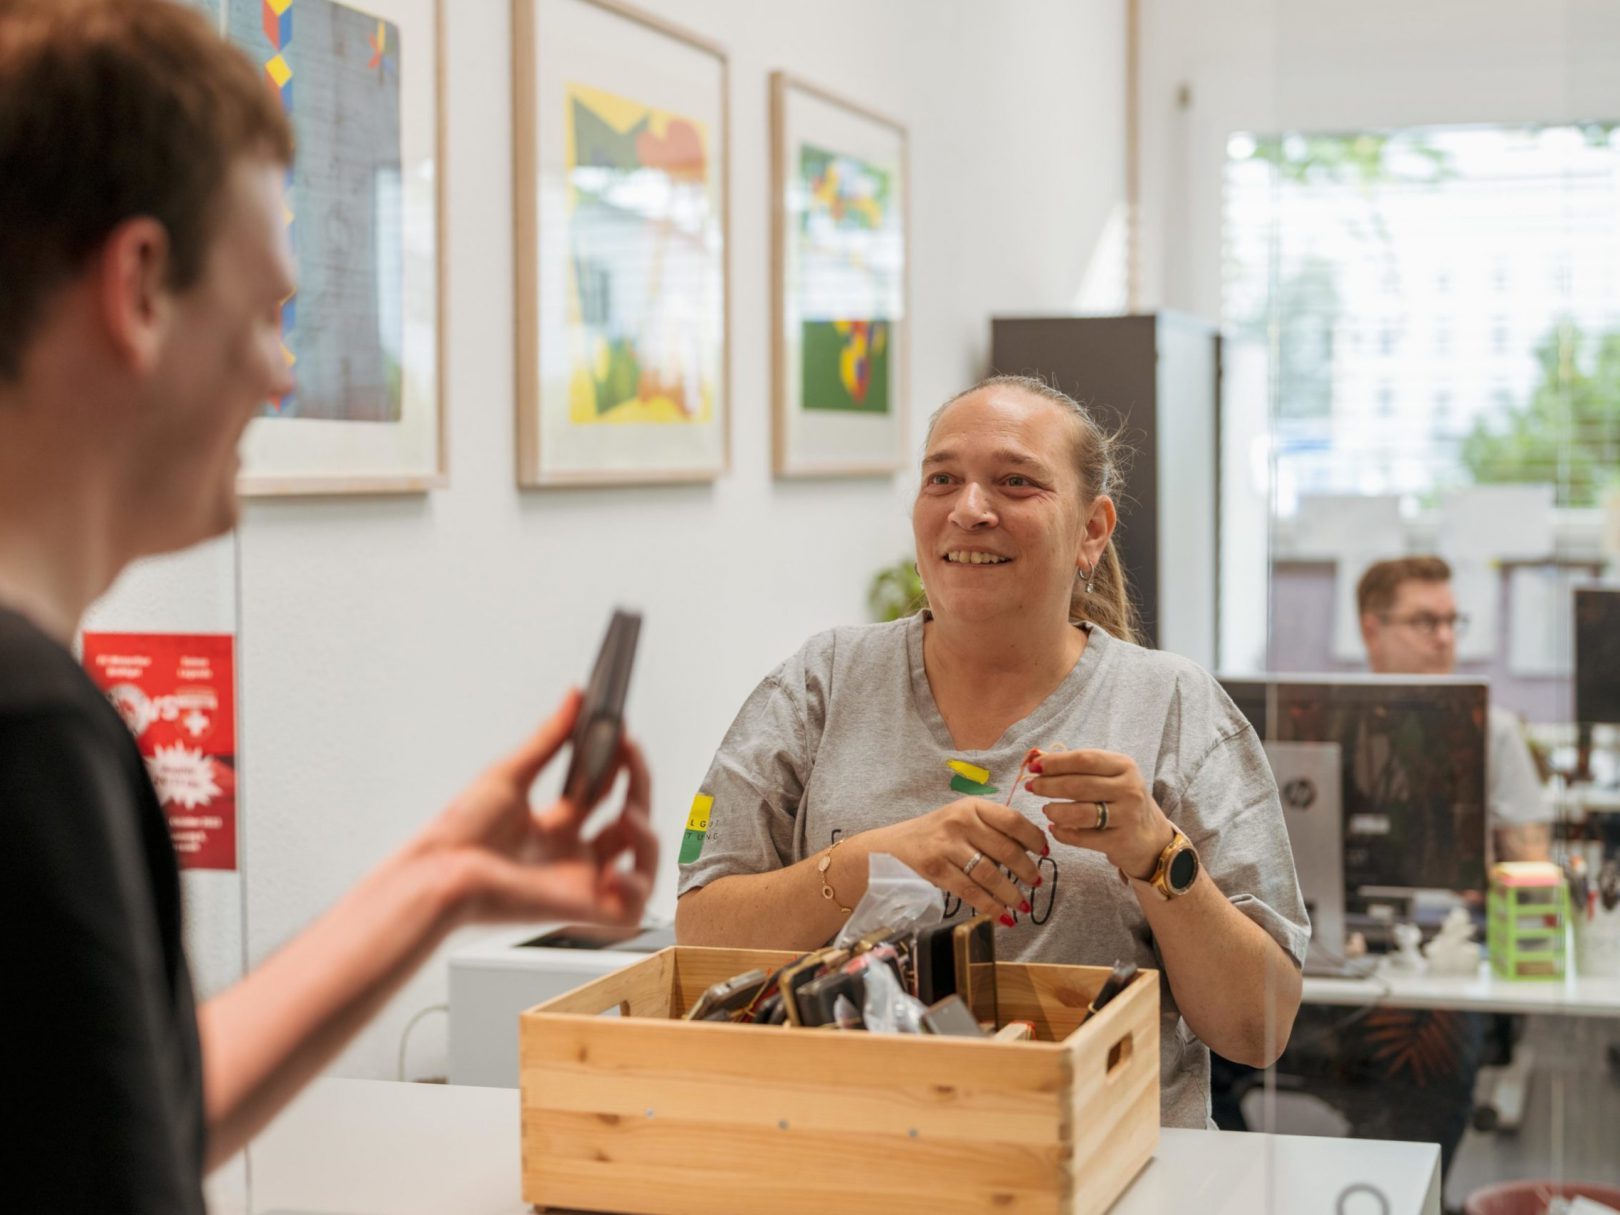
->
xmin=1024 ymin=748 xmax=1176 ymax=882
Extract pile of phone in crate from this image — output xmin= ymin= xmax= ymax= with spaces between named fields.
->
xmin=684 ymin=914 xmax=1136 ymax=1042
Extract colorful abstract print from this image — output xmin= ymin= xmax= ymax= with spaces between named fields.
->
xmin=797 ymin=143 xmax=897 ymax=415
xmin=565 ymin=83 xmax=716 ymax=426
xmin=228 ymin=0 xmax=405 ymax=422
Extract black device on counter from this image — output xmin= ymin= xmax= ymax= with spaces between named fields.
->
xmin=519 ymin=923 xmax=675 ymax=952
xmin=562 ymin=609 xmax=641 ymax=806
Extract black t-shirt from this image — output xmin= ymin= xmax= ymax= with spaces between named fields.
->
xmin=0 ymin=608 xmax=206 ymax=1213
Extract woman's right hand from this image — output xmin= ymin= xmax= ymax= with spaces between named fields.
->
xmin=864 ymin=799 xmax=1049 ymax=924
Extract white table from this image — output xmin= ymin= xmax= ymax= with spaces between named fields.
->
xmin=1302 ymin=960 xmax=1620 ymax=1017
xmin=230 ymin=1077 xmax=1440 ymax=1215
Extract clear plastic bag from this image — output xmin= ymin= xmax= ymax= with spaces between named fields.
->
xmin=833 ymin=853 xmax=945 ymax=949
xmin=859 ymin=948 xmax=928 ymax=1034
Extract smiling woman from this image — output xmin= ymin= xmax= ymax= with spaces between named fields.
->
xmin=675 ymin=374 xmax=1312 ymax=1130
xmin=918 ymin=374 xmax=1140 ymax=646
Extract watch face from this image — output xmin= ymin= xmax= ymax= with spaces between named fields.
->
xmin=1168 ymin=847 xmax=1199 ymax=892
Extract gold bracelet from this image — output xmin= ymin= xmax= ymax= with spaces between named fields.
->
xmin=817 ymin=838 xmax=852 ymax=915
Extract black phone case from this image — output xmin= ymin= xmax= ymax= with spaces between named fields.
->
xmin=796 ymin=971 xmax=865 ymax=1028
xmin=750 ymin=992 xmax=784 ymax=1025
xmin=914 ymin=923 xmax=958 ymax=1005
xmin=1090 ymin=960 xmax=1140 ymax=1014
xmin=562 ymin=609 xmax=641 ymax=806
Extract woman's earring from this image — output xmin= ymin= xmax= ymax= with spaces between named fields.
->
xmin=1077 ymin=563 xmax=1095 ymax=595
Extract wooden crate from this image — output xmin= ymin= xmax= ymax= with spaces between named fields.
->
xmin=520 ymin=946 xmax=1159 ymax=1214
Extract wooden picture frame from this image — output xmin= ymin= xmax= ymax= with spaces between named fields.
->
xmin=771 ymin=71 xmax=908 ymax=478
xmin=513 ymin=0 xmax=731 ymax=487
xmin=215 ymin=0 xmax=448 ymax=497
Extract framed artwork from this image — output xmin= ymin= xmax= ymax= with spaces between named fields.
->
xmin=186 ymin=0 xmax=446 ymax=495
xmin=770 ymin=72 xmax=907 ymax=478
xmin=513 ymin=0 xmax=730 ymax=486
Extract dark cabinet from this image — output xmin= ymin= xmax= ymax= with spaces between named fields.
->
xmin=990 ymin=313 xmax=1218 ymax=662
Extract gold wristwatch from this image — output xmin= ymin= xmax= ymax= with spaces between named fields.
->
xmin=1125 ymin=828 xmax=1200 ymax=900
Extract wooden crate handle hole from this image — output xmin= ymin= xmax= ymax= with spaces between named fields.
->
xmin=1106 ymin=1031 xmax=1133 ymax=1082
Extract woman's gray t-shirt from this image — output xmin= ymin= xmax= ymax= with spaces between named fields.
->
xmin=677 ymin=612 xmax=1309 ymax=1129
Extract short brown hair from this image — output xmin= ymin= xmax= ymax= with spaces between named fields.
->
xmin=1356 ymin=555 xmax=1452 ymax=618
xmin=0 ymin=0 xmax=294 ymax=380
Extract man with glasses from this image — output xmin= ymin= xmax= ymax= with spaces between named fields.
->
xmin=1357 ymin=555 xmax=1551 ymax=861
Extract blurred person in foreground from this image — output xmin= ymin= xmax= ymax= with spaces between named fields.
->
xmin=0 ymin=3 xmax=657 ymax=1209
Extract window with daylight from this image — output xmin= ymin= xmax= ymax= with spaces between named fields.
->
xmin=1224 ymin=124 xmax=1620 ymax=517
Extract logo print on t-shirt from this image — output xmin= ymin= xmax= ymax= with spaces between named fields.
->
xmin=945 ymin=759 xmax=997 ymax=797
xmin=679 ymin=793 xmax=713 ymax=864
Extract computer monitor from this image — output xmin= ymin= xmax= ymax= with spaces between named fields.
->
xmin=1262 ymin=739 xmax=1345 ymax=957
xmin=1574 ymin=588 xmax=1620 ymax=726
xmin=1221 ymin=675 xmax=1490 ymax=918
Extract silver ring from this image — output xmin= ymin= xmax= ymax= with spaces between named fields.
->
xmin=1094 ymin=802 xmax=1110 ymax=830
xmin=962 ymin=850 xmax=985 ymax=878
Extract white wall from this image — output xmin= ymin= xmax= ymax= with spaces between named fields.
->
xmin=91 ymin=0 xmax=1128 ymax=1084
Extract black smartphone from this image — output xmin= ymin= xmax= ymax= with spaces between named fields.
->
xmin=779 ymin=947 xmax=849 ymax=1026
xmin=684 ymin=967 xmax=769 ymax=1021
xmin=914 ymin=922 xmax=958 ymax=1005
xmin=797 ymin=970 xmax=866 ymax=1028
xmin=561 ymin=609 xmax=641 ymax=806
xmin=750 ymin=991 xmax=785 ymax=1025
xmin=1081 ymin=960 xmax=1139 ymax=1024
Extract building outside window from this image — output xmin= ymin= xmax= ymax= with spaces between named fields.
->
xmin=1224 ymin=124 xmax=1620 ymax=516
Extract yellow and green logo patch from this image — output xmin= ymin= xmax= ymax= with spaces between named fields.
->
xmin=946 ymin=759 xmax=997 ymax=797
xmin=679 ymin=793 xmax=713 ymax=864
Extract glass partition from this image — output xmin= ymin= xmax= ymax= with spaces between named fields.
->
xmin=1191 ymin=0 xmax=1620 ymax=1207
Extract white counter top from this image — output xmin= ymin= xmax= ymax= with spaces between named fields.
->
xmin=228 ymin=1077 xmax=1440 ymax=1215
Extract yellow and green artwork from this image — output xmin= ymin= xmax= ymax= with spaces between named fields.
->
xmin=565 ymin=82 xmax=715 ymax=427
xmin=798 ymin=143 xmax=895 ymax=415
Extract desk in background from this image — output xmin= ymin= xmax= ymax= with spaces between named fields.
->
xmin=1302 ymin=959 xmax=1620 ymax=1017
xmin=222 ymin=1076 xmax=1441 ymax=1215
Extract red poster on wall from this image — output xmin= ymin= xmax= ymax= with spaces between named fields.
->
xmin=81 ymin=633 xmax=238 ymax=872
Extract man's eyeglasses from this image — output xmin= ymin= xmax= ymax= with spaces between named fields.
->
xmin=1380 ymin=611 xmax=1470 ymax=639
